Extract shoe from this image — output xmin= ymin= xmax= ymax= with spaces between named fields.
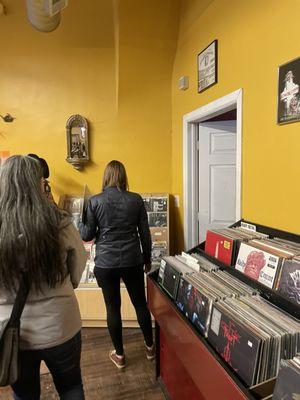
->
xmin=109 ymin=350 xmax=126 ymax=369
xmin=145 ymin=343 xmax=155 ymax=360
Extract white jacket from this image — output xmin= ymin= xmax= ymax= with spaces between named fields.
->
xmin=0 ymin=219 xmax=87 ymax=350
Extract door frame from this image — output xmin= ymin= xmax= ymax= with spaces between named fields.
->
xmin=183 ymin=88 xmax=243 ymax=249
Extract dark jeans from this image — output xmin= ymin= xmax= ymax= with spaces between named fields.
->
xmin=12 ymin=331 xmax=84 ymax=400
xmin=94 ymin=265 xmax=153 ymax=355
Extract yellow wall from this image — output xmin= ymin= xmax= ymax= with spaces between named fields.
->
xmin=0 ymin=0 xmax=179 ymax=198
xmin=3 ymin=0 xmax=300 ymax=253
xmin=172 ymin=0 xmax=300 ymax=251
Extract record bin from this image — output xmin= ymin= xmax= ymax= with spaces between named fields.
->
xmin=192 ymin=219 xmax=300 ymax=320
xmin=147 ymin=219 xmax=300 ymax=400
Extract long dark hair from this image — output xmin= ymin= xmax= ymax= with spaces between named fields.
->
xmin=102 ymin=160 xmax=129 ymax=191
xmin=0 ymin=155 xmax=66 ymax=292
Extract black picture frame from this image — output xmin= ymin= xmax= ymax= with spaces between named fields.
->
xmin=198 ymin=40 xmax=218 ymax=93
xmin=277 ymin=57 xmax=300 ymax=124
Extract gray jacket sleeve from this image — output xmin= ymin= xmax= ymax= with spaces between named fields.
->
xmin=137 ymin=199 xmax=152 ymax=264
xmin=60 ymin=223 xmax=87 ymax=288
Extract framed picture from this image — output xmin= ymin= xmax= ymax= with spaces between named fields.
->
xmin=198 ymin=40 xmax=218 ymax=93
xmin=277 ymin=57 xmax=300 ymax=124
xmin=66 ymin=114 xmax=89 ymax=170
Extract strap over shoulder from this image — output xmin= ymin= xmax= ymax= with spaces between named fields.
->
xmin=8 ymin=274 xmax=30 ymax=328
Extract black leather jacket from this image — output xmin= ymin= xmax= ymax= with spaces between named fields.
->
xmin=79 ymin=187 xmax=151 ymax=268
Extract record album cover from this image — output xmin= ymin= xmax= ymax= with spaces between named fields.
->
xmin=273 ymin=359 xmax=300 ymax=400
xmin=152 ymin=242 xmax=168 ymax=263
xmin=143 ymin=197 xmax=153 ymax=212
xmin=176 ymin=278 xmax=193 ymax=319
xmin=189 ymin=286 xmax=211 ymax=336
xmin=208 ymin=305 xmax=261 ymax=386
xmin=150 ymin=227 xmax=168 ymax=242
xmin=148 ymin=212 xmax=167 ymax=227
xmin=176 ymin=278 xmax=211 ymax=336
xmin=205 ymin=230 xmax=235 ymax=265
xmin=235 ymin=243 xmax=281 ymax=289
xmin=152 ymin=198 xmax=167 ymax=212
xmin=161 ymin=262 xmax=180 ymax=299
xmin=277 ymin=258 xmax=300 ymax=305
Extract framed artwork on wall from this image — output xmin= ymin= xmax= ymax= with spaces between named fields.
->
xmin=277 ymin=57 xmax=300 ymax=124
xmin=197 ymin=39 xmax=218 ymax=93
xmin=66 ymin=114 xmax=89 ymax=170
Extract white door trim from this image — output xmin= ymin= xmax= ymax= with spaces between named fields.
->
xmin=183 ymin=88 xmax=243 ymax=250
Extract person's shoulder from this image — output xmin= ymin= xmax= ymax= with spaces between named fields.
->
xmin=126 ymin=191 xmax=143 ymax=203
xmin=89 ymin=192 xmax=104 ymax=205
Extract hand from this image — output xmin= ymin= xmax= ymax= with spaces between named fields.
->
xmin=144 ymin=263 xmax=152 ymax=273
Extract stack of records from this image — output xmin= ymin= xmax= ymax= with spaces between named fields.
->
xmin=205 ymin=227 xmax=269 ymax=266
xmin=272 ymin=356 xmax=300 ymax=400
xmin=273 ymin=237 xmax=300 ymax=255
xmin=158 ymin=256 xmax=194 ymax=300
xmin=176 ymin=270 xmax=256 ymax=337
xmin=235 ymin=239 xmax=298 ymax=289
xmin=207 ymin=295 xmax=300 ymax=386
xmin=250 ymin=239 xmax=300 ymax=258
xmin=175 ymin=252 xmax=201 ymax=272
xmin=189 ymin=253 xmax=219 ymax=272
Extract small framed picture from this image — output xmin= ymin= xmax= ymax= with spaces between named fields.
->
xmin=277 ymin=57 xmax=300 ymax=124
xmin=198 ymin=40 xmax=218 ymax=93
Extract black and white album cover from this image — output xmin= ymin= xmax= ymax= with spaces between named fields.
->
xmin=277 ymin=258 xmax=300 ymax=306
xmin=148 ymin=212 xmax=167 ymax=227
xmin=273 ymin=358 xmax=300 ymax=400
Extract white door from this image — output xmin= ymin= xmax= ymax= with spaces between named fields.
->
xmin=198 ymin=120 xmax=237 ymax=242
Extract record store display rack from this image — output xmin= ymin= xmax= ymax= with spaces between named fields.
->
xmin=147 ymin=220 xmax=300 ymax=400
xmin=141 ymin=193 xmax=170 ymax=267
xmin=59 ymin=192 xmax=169 ymax=327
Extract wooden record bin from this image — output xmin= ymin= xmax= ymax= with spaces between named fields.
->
xmin=59 ymin=193 xmax=169 ymax=327
xmin=147 ymin=219 xmax=300 ymax=400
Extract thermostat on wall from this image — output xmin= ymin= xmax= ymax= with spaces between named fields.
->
xmin=178 ymin=76 xmax=189 ymax=90
xmin=43 ymin=0 xmax=68 ymax=16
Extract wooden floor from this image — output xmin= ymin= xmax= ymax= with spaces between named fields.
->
xmin=0 ymin=328 xmax=165 ymax=400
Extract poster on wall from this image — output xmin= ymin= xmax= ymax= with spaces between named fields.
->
xmin=278 ymin=57 xmax=300 ymax=124
xmin=0 ymin=151 xmax=10 ymax=167
xmin=198 ymin=40 xmax=218 ymax=93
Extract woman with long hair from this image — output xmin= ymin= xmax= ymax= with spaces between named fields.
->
xmin=0 ymin=155 xmax=86 ymax=399
xmin=79 ymin=160 xmax=154 ymax=369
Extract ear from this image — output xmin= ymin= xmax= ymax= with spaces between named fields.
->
xmin=41 ymin=178 xmax=45 ymax=192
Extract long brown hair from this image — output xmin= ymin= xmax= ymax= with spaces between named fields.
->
xmin=0 ymin=155 xmax=66 ymax=292
xmin=102 ymin=160 xmax=129 ymax=191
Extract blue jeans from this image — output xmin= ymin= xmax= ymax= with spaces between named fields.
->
xmin=12 ymin=331 xmax=84 ymax=400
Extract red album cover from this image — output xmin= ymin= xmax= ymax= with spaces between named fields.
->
xmin=205 ymin=230 xmax=235 ymax=266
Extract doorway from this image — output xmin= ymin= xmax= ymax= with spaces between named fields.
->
xmin=183 ymin=89 xmax=242 ymax=249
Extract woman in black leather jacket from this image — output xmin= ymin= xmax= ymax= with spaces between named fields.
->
xmin=79 ymin=160 xmax=154 ymax=369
